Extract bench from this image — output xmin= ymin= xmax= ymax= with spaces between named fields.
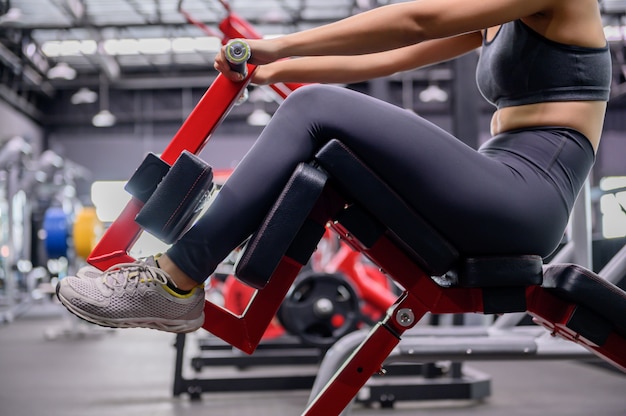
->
xmin=226 ymin=139 xmax=626 ymax=415
xmin=113 ymin=136 xmax=625 ymax=413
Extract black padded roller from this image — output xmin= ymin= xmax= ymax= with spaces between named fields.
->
xmin=135 ymin=151 xmax=213 ymax=244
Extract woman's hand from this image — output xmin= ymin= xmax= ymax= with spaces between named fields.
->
xmin=214 ymin=38 xmax=280 ymax=82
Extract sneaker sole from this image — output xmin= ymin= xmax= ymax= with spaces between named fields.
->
xmin=56 ymin=284 xmax=205 ymax=334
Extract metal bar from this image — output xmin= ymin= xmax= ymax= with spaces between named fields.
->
xmin=200 ymin=257 xmax=302 ymax=354
xmin=87 ymin=65 xmax=254 ymax=270
xmin=177 ymin=374 xmax=316 ymax=395
xmin=571 ymin=179 xmax=593 ymax=269
xmin=304 ymin=292 xmax=429 ymax=415
xmin=191 ymin=349 xmax=321 ymax=368
xmin=599 ymin=243 xmax=626 ymax=285
xmin=172 ymin=333 xmax=187 ymax=396
xmin=86 ymin=11 xmax=303 ymax=269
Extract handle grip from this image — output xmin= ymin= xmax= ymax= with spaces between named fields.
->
xmin=225 ymin=39 xmax=251 ymax=76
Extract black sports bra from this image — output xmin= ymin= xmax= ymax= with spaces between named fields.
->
xmin=476 ymin=20 xmax=611 ymax=109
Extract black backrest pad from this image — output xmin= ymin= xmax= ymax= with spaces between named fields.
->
xmin=235 ymin=163 xmax=328 ymax=290
xmin=542 ymin=263 xmax=626 ymax=333
xmin=315 ymin=139 xmax=458 ymax=275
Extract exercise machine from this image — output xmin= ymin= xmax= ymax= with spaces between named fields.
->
xmin=306 ymin=182 xmax=626 ymax=412
xmin=115 ymin=3 xmax=492 ymax=400
xmin=310 ymin=241 xmax=626 ymax=413
xmin=84 ymin=6 xmax=626 ymax=416
xmin=223 ymin=141 xmax=626 ymax=415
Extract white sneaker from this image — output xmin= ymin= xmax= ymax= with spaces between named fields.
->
xmin=56 ymin=256 xmax=205 ymax=333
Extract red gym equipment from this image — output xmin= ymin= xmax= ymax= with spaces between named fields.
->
xmin=87 ymin=3 xmax=626 ymax=415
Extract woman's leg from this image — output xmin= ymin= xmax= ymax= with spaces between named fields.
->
xmin=166 ymin=84 xmax=497 ymax=282
xmin=57 ymin=84 xmax=590 ymax=332
xmin=60 ymin=84 xmax=468 ymax=332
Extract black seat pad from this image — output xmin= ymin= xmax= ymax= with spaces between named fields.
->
xmin=542 ymin=263 xmax=626 ymax=332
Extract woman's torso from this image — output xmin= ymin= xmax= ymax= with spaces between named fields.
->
xmin=483 ymin=3 xmax=609 ymax=152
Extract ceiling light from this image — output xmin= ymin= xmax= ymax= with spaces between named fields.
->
xmin=246 ymin=108 xmax=271 ymax=127
xmin=92 ymin=76 xmax=116 ymax=127
xmin=92 ymin=110 xmax=116 ymax=127
xmin=419 ymin=84 xmax=448 ymax=103
xmin=47 ymin=62 xmax=77 ymax=80
xmin=41 ymin=40 xmax=97 ymax=58
xmin=71 ymin=87 xmax=98 ymax=105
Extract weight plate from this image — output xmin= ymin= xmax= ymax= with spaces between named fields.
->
xmin=43 ymin=207 xmax=69 ymax=259
xmin=278 ymin=272 xmax=360 ymax=348
xmin=72 ymin=207 xmax=103 ymax=259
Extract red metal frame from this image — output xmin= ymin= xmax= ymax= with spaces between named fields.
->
xmin=86 ymin=11 xmax=312 ymax=356
xmin=85 ymin=12 xmax=309 ymax=356
xmin=301 ymin=208 xmax=626 ymax=415
xmin=86 ymin=7 xmax=625 ymax=415
xmin=87 ymin=12 xmax=303 ymax=271
xmin=87 ymin=69 xmax=253 ymax=269
xmin=319 ymin=239 xmax=397 ymax=315
xmin=527 ymin=287 xmax=626 ymax=373
xmin=89 ymin=61 xmax=248 ymax=268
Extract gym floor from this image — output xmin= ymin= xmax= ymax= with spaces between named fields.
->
xmin=1 ymin=301 xmax=625 ymax=416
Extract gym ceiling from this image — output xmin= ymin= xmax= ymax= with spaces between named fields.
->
xmin=0 ymin=0 xmax=625 ymax=125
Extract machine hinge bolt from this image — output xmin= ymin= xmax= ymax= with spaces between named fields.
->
xmin=395 ymin=308 xmax=415 ymax=327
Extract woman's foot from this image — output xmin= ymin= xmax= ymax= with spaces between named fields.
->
xmin=56 ymin=256 xmax=205 ymax=333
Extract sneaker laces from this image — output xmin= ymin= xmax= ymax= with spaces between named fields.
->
xmin=102 ymin=258 xmax=170 ymax=290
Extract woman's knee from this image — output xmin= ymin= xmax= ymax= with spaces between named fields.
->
xmin=281 ymin=84 xmax=342 ymax=111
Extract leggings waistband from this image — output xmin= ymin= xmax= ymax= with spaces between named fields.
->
xmin=481 ymin=126 xmax=595 ymax=159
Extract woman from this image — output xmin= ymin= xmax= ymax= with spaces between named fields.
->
xmin=57 ymin=0 xmax=610 ymax=333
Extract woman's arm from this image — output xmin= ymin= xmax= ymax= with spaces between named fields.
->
xmin=269 ymin=0 xmax=551 ymax=58
xmin=215 ymin=0 xmax=554 ymax=81
xmin=252 ymin=32 xmax=482 ymax=85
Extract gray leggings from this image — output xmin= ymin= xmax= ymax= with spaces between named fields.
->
xmin=167 ymin=84 xmax=595 ymax=283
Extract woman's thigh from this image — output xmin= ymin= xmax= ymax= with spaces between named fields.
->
xmin=272 ymin=85 xmax=569 ymax=256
